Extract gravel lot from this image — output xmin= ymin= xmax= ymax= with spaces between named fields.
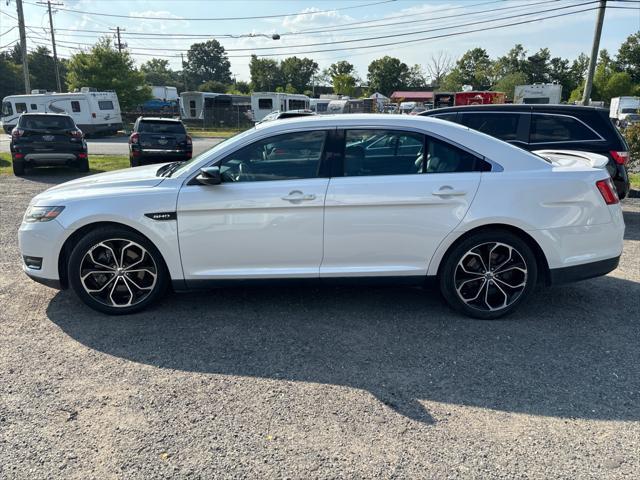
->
xmin=1 ymin=173 xmax=639 ymax=479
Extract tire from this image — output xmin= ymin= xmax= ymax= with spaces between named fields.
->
xmin=439 ymin=229 xmax=538 ymax=320
xmin=67 ymin=226 xmax=169 ymax=315
xmin=130 ymin=156 xmax=140 ymax=167
xmin=77 ymin=157 xmax=89 ymax=172
xmin=12 ymin=158 xmax=25 ymax=176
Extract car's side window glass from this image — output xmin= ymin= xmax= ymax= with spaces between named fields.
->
xmin=432 ymin=113 xmax=458 ymax=123
xmin=460 ymin=113 xmax=521 ymax=141
xmin=425 ymin=137 xmax=490 ymax=173
xmin=15 ymin=103 xmax=27 ymax=114
xmin=219 ymin=130 xmax=326 ymax=182
xmin=344 ymin=129 xmax=424 ymax=177
xmin=530 ymin=114 xmax=600 ymax=142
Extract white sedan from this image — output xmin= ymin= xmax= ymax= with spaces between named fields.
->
xmin=18 ymin=115 xmax=625 ymax=319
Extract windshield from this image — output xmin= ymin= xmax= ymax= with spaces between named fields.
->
xmin=139 ymin=120 xmax=186 ymax=134
xmin=162 ymin=128 xmax=255 ymax=178
xmin=19 ymin=115 xmax=74 ymax=130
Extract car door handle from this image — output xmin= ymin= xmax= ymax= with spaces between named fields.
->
xmin=282 ymin=191 xmax=316 ymax=202
xmin=432 ymin=187 xmax=467 ymax=197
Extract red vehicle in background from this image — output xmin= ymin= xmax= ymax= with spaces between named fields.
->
xmin=454 ymin=91 xmax=506 ymax=106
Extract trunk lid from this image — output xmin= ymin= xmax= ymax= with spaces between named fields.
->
xmin=533 ymin=150 xmax=609 ymax=170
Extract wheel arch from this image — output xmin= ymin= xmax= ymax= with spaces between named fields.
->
xmin=432 ymin=224 xmax=551 ymax=285
xmin=57 ymin=221 xmax=171 ymax=289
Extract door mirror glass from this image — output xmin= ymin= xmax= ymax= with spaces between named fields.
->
xmin=196 ymin=166 xmax=222 ymax=185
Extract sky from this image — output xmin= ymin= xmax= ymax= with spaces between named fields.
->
xmin=1 ymin=0 xmax=638 ymax=83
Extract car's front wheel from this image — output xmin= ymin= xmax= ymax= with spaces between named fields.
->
xmin=439 ymin=230 xmax=538 ymax=319
xmin=68 ymin=226 xmax=169 ymax=314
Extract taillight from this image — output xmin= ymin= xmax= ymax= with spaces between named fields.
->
xmin=596 ymin=178 xmax=619 ymax=205
xmin=610 ymin=151 xmax=628 ymax=165
xmin=130 ymin=133 xmax=139 ymax=144
xmin=11 ymin=128 xmax=24 ymax=140
xmin=186 ymin=134 xmax=192 ymax=145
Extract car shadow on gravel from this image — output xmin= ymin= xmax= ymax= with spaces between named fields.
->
xmin=45 ymin=274 xmax=640 ymax=425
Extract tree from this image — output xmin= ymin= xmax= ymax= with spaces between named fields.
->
xmin=492 ymin=71 xmax=528 ymax=100
xmin=326 ymin=60 xmax=355 ymax=78
xmin=280 ymin=56 xmax=318 ymax=93
xmin=66 ymin=38 xmax=150 ymax=111
xmin=183 ymin=40 xmax=232 ymax=86
xmin=0 ymin=52 xmax=22 ymax=99
xmin=227 ymin=80 xmax=250 ymax=94
xmin=141 ymin=58 xmax=178 ymax=87
xmin=406 ymin=64 xmax=427 ymax=89
xmin=27 ymin=46 xmax=66 ymax=92
xmin=616 ymin=31 xmax=640 ymax=82
xmin=605 ymin=72 xmax=636 ymax=99
xmin=523 ymin=48 xmax=551 ymax=83
xmin=593 ymin=49 xmax=615 ymax=100
xmin=493 ymin=44 xmax=527 ymax=78
xmin=548 ymin=57 xmax=577 ymax=101
xmin=444 ymin=48 xmax=493 ymax=90
xmin=249 ymin=55 xmax=281 ymax=91
xmin=198 ymin=80 xmax=228 ymax=93
xmin=332 ymin=73 xmax=356 ymax=97
xmin=367 ymin=56 xmax=409 ymax=95
xmin=425 ymin=51 xmax=452 ymax=86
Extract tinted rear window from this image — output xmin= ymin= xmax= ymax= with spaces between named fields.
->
xmin=460 ymin=112 xmax=522 ymax=141
xmin=19 ymin=115 xmax=74 ymax=130
xmin=138 ymin=121 xmax=186 ymax=134
xmin=530 ymin=114 xmax=601 ymax=143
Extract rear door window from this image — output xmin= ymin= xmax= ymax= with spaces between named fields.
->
xmin=530 ymin=114 xmax=602 ymax=143
xmin=459 ymin=112 xmax=523 ymax=141
xmin=431 ymin=112 xmax=458 ymax=123
xmin=425 ymin=137 xmax=491 ymax=173
xmin=138 ymin=121 xmax=186 ymax=134
xmin=344 ymin=130 xmax=425 ymax=176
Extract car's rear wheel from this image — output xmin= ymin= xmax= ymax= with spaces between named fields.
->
xmin=439 ymin=230 xmax=538 ymax=319
xmin=12 ymin=158 xmax=25 ymax=176
xmin=68 ymin=226 xmax=169 ymax=315
xmin=130 ymin=156 xmax=140 ymax=167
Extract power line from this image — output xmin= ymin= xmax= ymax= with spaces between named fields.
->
xmin=22 ymin=0 xmax=396 ymax=21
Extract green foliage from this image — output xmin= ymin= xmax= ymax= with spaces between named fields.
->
xmin=492 ymin=72 xmax=528 ymax=100
xmin=623 ymin=123 xmax=640 ymax=171
xmin=66 ymin=38 xmax=150 ymax=111
xmin=444 ymin=48 xmax=492 ymax=90
xmin=616 ymin=31 xmax=640 ymax=82
xmin=27 ymin=46 xmax=66 ymax=92
xmin=183 ymin=40 xmax=232 ymax=86
xmin=232 ymin=80 xmax=251 ymax=94
xmin=280 ymin=57 xmax=318 ymax=94
xmin=605 ymin=72 xmax=636 ymax=99
xmin=249 ymin=56 xmax=281 ymax=91
xmin=326 ymin=60 xmax=355 ymax=78
xmin=406 ymin=64 xmax=427 ymax=89
xmin=367 ymin=56 xmax=410 ymax=96
xmin=332 ymin=73 xmax=357 ymax=97
xmin=141 ymin=58 xmax=180 ymax=88
xmin=198 ymin=80 xmax=229 ymax=93
xmin=0 ymin=52 xmax=23 ymax=99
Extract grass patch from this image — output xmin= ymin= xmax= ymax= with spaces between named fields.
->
xmin=630 ymin=172 xmax=640 ymax=191
xmin=0 ymin=152 xmax=129 ymax=175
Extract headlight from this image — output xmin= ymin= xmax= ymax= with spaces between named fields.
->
xmin=24 ymin=206 xmax=65 ymax=223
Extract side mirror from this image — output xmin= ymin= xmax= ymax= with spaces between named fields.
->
xmin=196 ymin=166 xmax=221 ymax=185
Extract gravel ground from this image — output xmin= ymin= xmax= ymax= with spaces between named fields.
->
xmin=1 ymin=174 xmax=639 ymax=479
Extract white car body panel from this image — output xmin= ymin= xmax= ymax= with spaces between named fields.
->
xmin=18 ymin=114 xmax=624 ymax=290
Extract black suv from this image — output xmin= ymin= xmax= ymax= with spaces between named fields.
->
xmin=129 ymin=117 xmax=192 ymax=167
xmin=10 ymin=113 xmax=88 ymax=176
xmin=420 ymin=104 xmax=630 ymax=198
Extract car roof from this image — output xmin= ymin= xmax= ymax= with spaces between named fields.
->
xmin=138 ymin=117 xmax=182 ymax=122
xmin=19 ymin=112 xmax=72 ymax=116
xmin=422 ymin=104 xmax=609 ymax=115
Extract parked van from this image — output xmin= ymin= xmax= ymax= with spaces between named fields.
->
xmin=609 ymin=96 xmax=640 ymax=127
xmin=514 ymin=83 xmax=562 ymax=104
xmin=250 ymin=92 xmax=310 ymax=122
xmin=1 ymin=88 xmax=122 ymax=135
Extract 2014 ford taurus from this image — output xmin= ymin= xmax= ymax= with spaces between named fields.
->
xmin=18 ymin=115 xmax=625 ymax=319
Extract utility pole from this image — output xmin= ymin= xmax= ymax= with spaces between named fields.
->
xmin=181 ymin=52 xmax=188 ymax=91
xmin=110 ymin=27 xmax=126 ymax=53
xmin=582 ymin=0 xmax=607 ymax=106
xmin=16 ymin=0 xmax=31 ymax=93
xmin=37 ymin=0 xmax=63 ymax=92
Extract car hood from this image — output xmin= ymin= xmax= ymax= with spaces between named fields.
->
xmin=32 ymin=164 xmax=166 ymax=204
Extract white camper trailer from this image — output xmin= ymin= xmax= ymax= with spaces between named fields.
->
xmin=514 ymin=83 xmax=562 ymax=104
xmin=151 ymin=86 xmax=178 ymax=101
xmin=250 ymin=92 xmax=310 ymax=122
xmin=1 ymin=88 xmax=122 ymax=135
